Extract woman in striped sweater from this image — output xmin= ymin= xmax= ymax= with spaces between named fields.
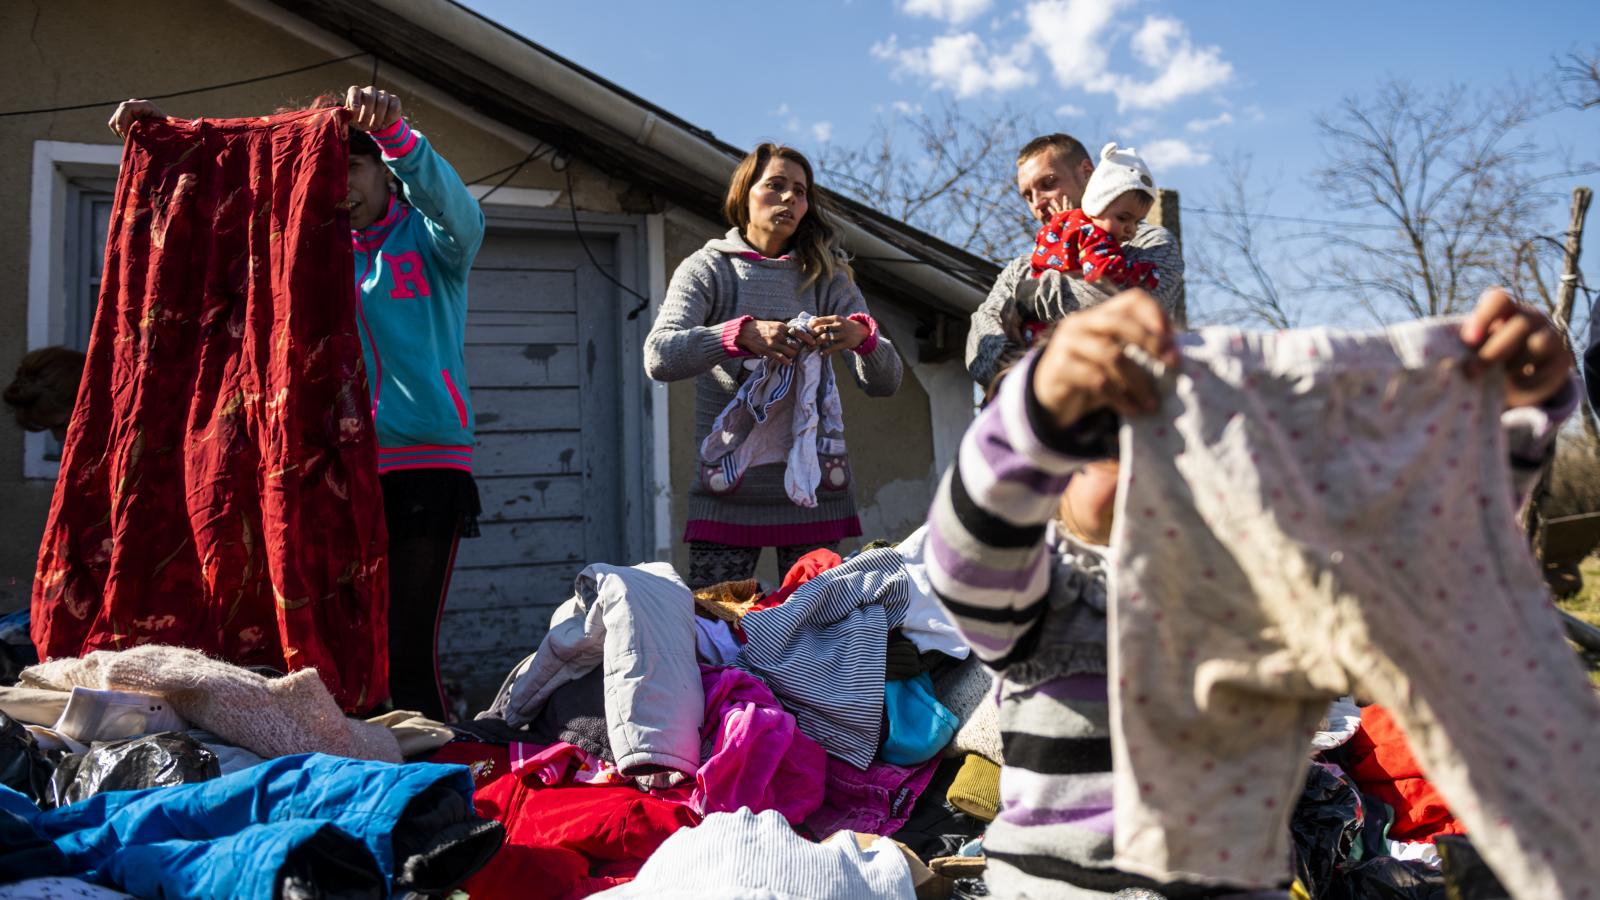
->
xmin=925 ymin=289 xmax=1574 ymax=898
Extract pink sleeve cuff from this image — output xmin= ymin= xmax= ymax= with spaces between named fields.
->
xmin=721 ymin=316 xmax=754 ymax=357
xmin=370 ymin=117 xmax=418 ymax=159
xmin=848 ymin=313 xmax=880 ymax=355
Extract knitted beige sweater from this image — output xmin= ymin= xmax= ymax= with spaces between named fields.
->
xmin=22 ymin=645 xmax=401 ymax=762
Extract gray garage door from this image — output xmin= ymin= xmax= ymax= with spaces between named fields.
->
xmin=438 ymin=226 xmax=628 ymax=704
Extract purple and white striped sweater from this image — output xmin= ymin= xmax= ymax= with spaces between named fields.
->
xmin=926 ymin=351 xmax=1192 ymax=897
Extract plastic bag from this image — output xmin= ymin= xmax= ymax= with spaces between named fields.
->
xmin=1291 ymin=761 xmax=1364 ymax=897
xmin=1292 ymin=760 xmax=1449 ymax=900
xmin=0 ymin=712 xmax=55 ymax=805
xmin=1324 ymin=857 xmax=1444 ymax=900
xmin=0 ymin=609 xmax=37 ymax=687
xmin=1434 ymin=835 xmax=1510 ymax=900
xmin=49 ymin=731 xmax=220 ymax=807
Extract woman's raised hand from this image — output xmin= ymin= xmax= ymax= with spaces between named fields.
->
xmin=1032 ymin=289 xmax=1177 ymax=428
xmin=107 ymin=100 xmax=167 ymax=140
xmin=345 ymin=85 xmax=403 ymax=133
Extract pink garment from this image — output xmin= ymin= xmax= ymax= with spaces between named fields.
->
xmin=804 ymin=754 xmax=941 ymax=837
xmin=512 ymin=741 xmax=629 ymax=787
xmin=690 ymin=665 xmax=827 ymax=824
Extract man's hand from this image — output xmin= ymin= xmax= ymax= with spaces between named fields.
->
xmin=1460 ymin=287 xmax=1574 ymax=410
xmin=107 ymin=100 xmax=167 ymax=140
xmin=1033 ymin=289 xmax=1176 ymax=428
xmin=345 ymin=85 xmax=403 ymax=133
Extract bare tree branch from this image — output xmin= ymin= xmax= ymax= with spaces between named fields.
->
xmin=1189 ymin=154 xmax=1312 ymax=329
xmin=1559 ymin=45 xmax=1600 ymax=110
xmin=1310 ymin=79 xmax=1595 ymax=322
xmin=818 ymin=102 xmax=1041 ymax=261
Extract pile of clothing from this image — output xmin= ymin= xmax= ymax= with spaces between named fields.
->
xmin=1285 ymin=699 xmax=1527 ymax=899
xmin=0 ymin=642 xmax=497 ymax=898
xmin=438 ymin=544 xmax=1003 ymax=899
xmin=0 ymin=524 xmax=1545 ymax=898
xmin=1 ymin=538 xmax=992 ymax=899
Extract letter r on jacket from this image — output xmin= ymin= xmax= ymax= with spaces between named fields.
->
xmin=384 ymin=251 xmax=432 ymax=299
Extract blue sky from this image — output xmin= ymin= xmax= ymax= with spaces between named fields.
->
xmin=464 ymin=0 xmax=1600 ymax=324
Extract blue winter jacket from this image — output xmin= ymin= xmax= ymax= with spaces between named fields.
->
xmin=0 ymin=754 xmax=482 ymax=899
xmin=355 ymin=117 xmax=485 ymax=474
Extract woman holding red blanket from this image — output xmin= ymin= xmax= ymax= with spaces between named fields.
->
xmin=108 ymin=86 xmax=483 ymax=720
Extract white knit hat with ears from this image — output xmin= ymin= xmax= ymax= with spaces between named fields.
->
xmin=1079 ymin=142 xmax=1157 ymax=217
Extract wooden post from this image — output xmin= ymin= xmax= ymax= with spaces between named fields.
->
xmin=1556 ymin=187 xmax=1592 ymax=335
xmin=1528 ymin=187 xmax=1594 ymax=559
xmin=1149 ymin=188 xmax=1186 ymax=328
xmin=1556 ymin=188 xmax=1597 ymax=446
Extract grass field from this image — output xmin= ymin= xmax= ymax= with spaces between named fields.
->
xmin=1558 ymin=558 xmax=1600 ymax=686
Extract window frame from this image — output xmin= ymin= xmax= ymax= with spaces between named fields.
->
xmin=25 ymin=140 xmax=121 ymax=480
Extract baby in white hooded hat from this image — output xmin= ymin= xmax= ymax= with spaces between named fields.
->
xmin=1030 ymin=142 xmax=1159 ymax=292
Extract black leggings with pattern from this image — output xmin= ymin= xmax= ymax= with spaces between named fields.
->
xmin=686 ymin=540 xmax=840 ymax=589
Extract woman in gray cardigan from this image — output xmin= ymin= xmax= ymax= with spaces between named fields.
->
xmin=644 ymin=143 xmax=902 ymax=588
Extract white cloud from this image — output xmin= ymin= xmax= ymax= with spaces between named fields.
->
xmin=1186 ymin=111 xmax=1233 ymax=133
xmin=811 ymin=121 xmax=834 ymax=142
xmin=1139 ymin=138 xmax=1212 ymax=169
xmin=874 ymin=3 xmax=1233 ymax=111
xmin=1023 ymin=0 xmax=1127 ymax=96
xmin=902 ymin=0 xmax=992 ymax=24
xmin=892 ymin=100 xmax=925 ymax=115
xmin=1107 ymin=16 xmax=1233 ymax=110
xmin=773 ymin=102 xmax=791 ymax=116
xmin=1242 ymin=103 xmax=1266 ymax=123
xmin=1053 ymin=103 xmax=1085 ymax=118
xmin=872 ymin=32 xmax=1036 ymax=98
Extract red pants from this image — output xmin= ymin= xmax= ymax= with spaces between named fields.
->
xmin=431 ymin=743 xmax=700 ymax=898
xmin=32 ymin=108 xmax=387 ymax=711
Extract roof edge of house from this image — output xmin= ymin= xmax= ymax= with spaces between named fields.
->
xmin=355 ymin=0 xmax=998 ymax=315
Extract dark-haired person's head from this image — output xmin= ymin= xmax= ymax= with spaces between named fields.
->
xmin=292 ymin=92 xmax=397 ymax=229
xmin=724 ymin=143 xmax=852 ymax=290
xmin=4 ymin=347 xmax=85 ymax=441
xmin=1016 ymin=133 xmax=1095 ymax=224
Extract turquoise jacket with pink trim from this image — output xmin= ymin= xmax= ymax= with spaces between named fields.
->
xmin=352 ymin=118 xmax=484 ymax=473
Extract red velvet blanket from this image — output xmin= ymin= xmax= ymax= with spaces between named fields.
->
xmin=32 ymin=108 xmax=387 ymax=710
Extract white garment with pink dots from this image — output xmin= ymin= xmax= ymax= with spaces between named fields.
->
xmin=1108 ymin=318 xmax=1599 ymax=896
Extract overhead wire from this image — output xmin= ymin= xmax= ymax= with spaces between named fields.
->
xmin=557 ymin=158 xmax=654 ymax=320
xmin=0 ymin=52 xmax=370 ymax=118
xmin=1184 ymin=206 xmax=1572 ymax=243
xmin=14 ymin=56 xmax=1554 ymax=273
xmin=19 ymin=52 xmax=1581 ymax=302
xmin=473 ymin=143 xmax=558 ymax=200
